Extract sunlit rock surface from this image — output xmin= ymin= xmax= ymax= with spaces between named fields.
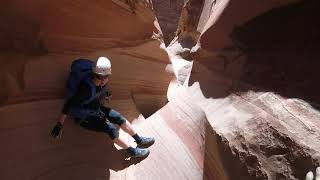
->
xmin=153 ymin=0 xmax=320 ymax=179
xmin=1 ymin=0 xmax=320 ymax=180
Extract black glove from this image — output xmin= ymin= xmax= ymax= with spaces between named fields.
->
xmin=51 ymin=122 xmax=63 ymax=138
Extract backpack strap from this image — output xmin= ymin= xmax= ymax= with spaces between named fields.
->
xmin=81 ymin=76 xmax=97 ymax=105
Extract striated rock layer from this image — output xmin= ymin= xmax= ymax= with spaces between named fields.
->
xmin=0 ymin=0 xmax=155 ymax=54
xmin=1 ymin=0 xmax=320 ymax=180
xmin=153 ymin=0 xmax=320 ymax=179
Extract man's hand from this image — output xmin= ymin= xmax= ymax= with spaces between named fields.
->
xmin=51 ymin=122 xmax=63 ymax=138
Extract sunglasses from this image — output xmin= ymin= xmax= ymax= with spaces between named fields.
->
xmin=95 ymin=74 xmax=109 ymax=80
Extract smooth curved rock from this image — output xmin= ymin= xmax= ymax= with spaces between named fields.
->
xmin=1 ymin=0 xmax=320 ymax=180
xmin=0 ymin=0 xmax=155 ymax=54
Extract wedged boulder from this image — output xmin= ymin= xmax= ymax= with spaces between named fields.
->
xmin=205 ymin=90 xmax=320 ymax=180
xmin=188 ymin=60 xmax=320 ymax=180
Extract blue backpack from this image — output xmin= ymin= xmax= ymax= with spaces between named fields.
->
xmin=66 ymin=59 xmax=95 ymax=100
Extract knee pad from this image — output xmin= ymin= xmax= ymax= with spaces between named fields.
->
xmin=105 ymin=122 xmax=119 ymax=140
xmin=109 ymin=110 xmax=126 ymax=125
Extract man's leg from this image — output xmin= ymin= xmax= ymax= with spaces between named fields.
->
xmin=79 ymin=115 xmax=149 ymax=158
xmin=112 ymin=136 xmax=150 ymax=158
xmin=113 ymin=137 xmax=130 ymax=149
xmin=104 ymin=121 xmax=150 ymax=158
xmin=120 ymin=120 xmax=136 ymax=136
xmin=104 ymin=107 xmax=155 ymax=147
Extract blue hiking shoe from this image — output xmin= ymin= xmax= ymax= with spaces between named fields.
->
xmin=136 ymin=136 xmax=155 ymax=148
xmin=129 ymin=147 xmax=150 ymax=158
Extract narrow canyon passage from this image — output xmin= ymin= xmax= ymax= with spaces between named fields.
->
xmin=1 ymin=0 xmax=320 ymax=180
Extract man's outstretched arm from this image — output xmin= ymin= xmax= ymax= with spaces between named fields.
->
xmin=51 ymin=85 xmax=90 ymax=138
xmin=51 ymin=101 xmax=71 ymax=138
xmin=58 ymin=114 xmax=67 ymax=125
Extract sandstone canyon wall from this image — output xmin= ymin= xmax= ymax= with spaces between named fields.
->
xmin=167 ymin=0 xmax=320 ymax=179
xmin=1 ymin=0 xmax=320 ymax=180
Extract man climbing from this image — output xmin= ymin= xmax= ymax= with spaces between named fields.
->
xmin=51 ymin=57 xmax=155 ymax=158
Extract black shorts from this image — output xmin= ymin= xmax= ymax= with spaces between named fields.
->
xmin=77 ymin=106 xmax=126 ymax=140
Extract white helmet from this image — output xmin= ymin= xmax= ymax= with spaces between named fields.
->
xmin=93 ymin=57 xmax=112 ymax=76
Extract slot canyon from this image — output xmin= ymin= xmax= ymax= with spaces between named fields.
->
xmin=0 ymin=0 xmax=319 ymax=179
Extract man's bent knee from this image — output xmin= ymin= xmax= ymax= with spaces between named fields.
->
xmin=105 ymin=123 xmax=119 ymax=140
xmin=108 ymin=110 xmax=126 ymax=125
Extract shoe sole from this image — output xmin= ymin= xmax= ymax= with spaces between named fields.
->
xmin=131 ymin=150 xmax=150 ymax=158
xmin=137 ymin=140 xmax=155 ymax=148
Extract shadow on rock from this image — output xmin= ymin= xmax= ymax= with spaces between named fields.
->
xmin=231 ymin=0 xmax=320 ymax=109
